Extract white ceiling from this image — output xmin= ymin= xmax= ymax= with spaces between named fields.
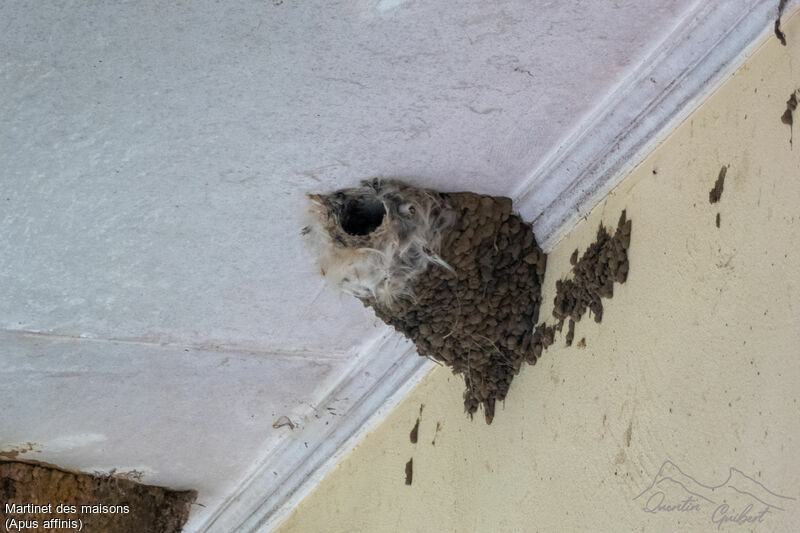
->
xmin=0 ymin=0 xmax=790 ymax=531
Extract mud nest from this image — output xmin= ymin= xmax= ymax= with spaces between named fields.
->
xmin=306 ymin=180 xmax=636 ymax=424
xmin=306 ymin=181 xmax=545 ymax=423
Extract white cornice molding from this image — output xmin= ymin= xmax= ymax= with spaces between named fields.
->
xmin=515 ymin=0 xmax=799 ymax=252
xmin=194 ymin=331 xmax=433 ymax=533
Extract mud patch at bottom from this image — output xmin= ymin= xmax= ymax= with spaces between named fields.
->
xmin=0 ymin=461 xmax=196 ymax=533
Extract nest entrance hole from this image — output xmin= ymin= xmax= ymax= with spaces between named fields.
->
xmin=341 ymin=198 xmax=386 ymax=236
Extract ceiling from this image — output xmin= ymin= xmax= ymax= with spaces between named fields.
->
xmin=0 ymin=0 xmax=788 ymax=531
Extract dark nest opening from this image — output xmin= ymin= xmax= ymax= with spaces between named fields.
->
xmin=341 ymin=198 xmax=386 ymax=236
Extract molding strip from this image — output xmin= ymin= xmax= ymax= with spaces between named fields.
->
xmin=515 ymin=0 xmax=798 ymax=252
xmin=195 ymin=331 xmax=433 ymax=532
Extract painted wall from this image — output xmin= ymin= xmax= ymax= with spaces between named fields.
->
xmin=276 ymin=12 xmax=800 ymax=533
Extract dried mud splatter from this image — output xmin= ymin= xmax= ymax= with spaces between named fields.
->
xmin=782 ymin=91 xmax=797 ymax=146
xmin=0 ymin=443 xmax=39 ymax=460
xmin=565 ymin=319 xmax=575 ymax=346
xmin=553 ymin=211 xmax=631 ymax=325
xmin=530 ymin=322 xmax=557 ymax=361
xmin=781 ymin=92 xmax=797 ymax=126
xmin=709 ymin=166 xmax=727 ymax=204
xmin=409 ymin=418 xmax=420 ymax=444
xmin=531 ymin=211 xmax=631 ymax=359
xmin=775 ymin=0 xmax=788 ymax=46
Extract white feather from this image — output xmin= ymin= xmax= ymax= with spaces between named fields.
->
xmin=303 ymin=180 xmax=455 ymax=306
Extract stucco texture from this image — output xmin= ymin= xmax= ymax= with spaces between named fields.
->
xmin=276 ymin=13 xmax=800 ymax=533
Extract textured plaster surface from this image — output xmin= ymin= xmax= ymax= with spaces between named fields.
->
xmin=277 ymin=12 xmax=800 ymax=533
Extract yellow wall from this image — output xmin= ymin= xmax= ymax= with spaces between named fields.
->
xmin=278 ymin=13 xmax=800 ymax=533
